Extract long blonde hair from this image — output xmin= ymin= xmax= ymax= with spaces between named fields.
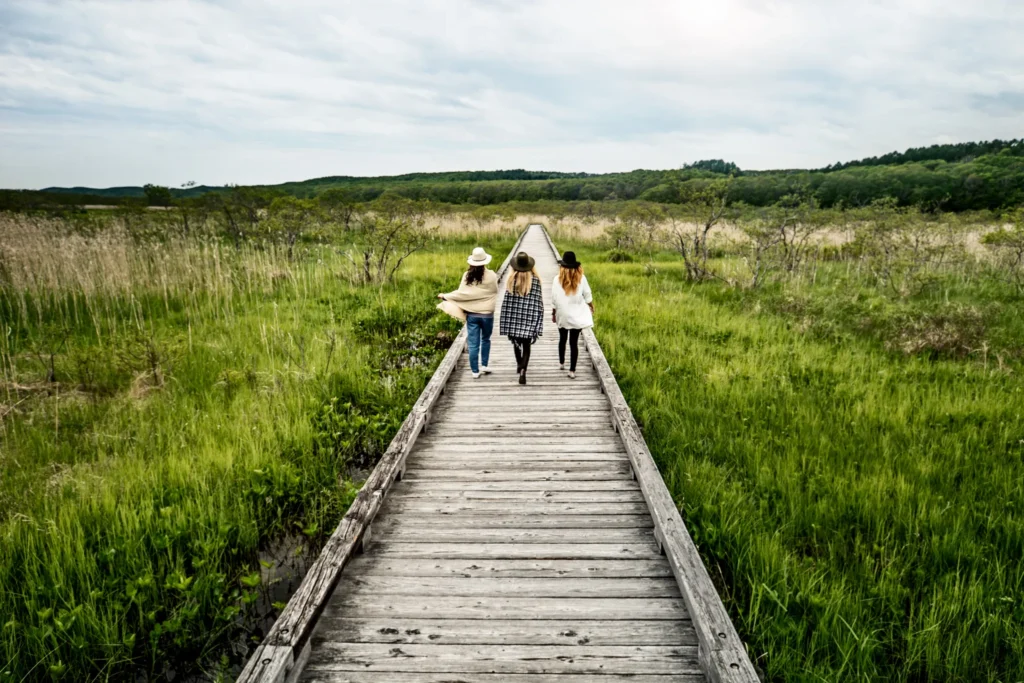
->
xmin=558 ymin=265 xmax=583 ymax=295
xmin=508 ymin=268 xmax=540 ymax=296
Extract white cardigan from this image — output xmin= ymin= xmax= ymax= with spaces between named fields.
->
xmin=552 ymin=275 xmax=594 ymax=329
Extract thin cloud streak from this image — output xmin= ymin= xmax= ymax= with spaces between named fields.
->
xmin=0 ymin=0 xmax=1022 ymax=187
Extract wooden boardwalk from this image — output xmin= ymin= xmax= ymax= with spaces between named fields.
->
xmin=238 ymin=226 xmax=758 ymax=683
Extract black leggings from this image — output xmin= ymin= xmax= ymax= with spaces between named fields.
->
xmin=511 ymin=337 xmax=533 ymax=372
xmin=558 ymin=328 xmax=581 ymax=371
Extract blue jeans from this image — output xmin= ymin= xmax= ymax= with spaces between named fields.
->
xmin=466 ymin=314 xmax=493 ymax=374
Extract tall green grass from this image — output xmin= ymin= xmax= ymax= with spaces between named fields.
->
xmin=0 ymin=215 xmax=515 ymax=681
xmin=583 ymin=250 xmax=1024 ymax=682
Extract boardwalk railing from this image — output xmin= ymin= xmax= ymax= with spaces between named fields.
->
xmin=537 ymin=226 xmax=759 ymax=682
xmin=238 ymin=225 xmax=759 ymax=682
xmin=236 ymin=228 xmax=531 ymax=683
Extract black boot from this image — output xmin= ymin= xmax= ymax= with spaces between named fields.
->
xmin=519 ymin=369 xmax=527 ymax=385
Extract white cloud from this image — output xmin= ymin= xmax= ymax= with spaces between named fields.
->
xmin=0 ymin=0 xmax=1022 ymax=187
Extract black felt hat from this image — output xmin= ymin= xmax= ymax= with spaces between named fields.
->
xmin=559 ymin=251 xmax=582 ymax=269
xmin=511 ymin=251 xmax=536 ymax=272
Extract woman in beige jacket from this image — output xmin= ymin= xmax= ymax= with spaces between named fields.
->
xmin=437 ymin=247 xmax=498 ymax=378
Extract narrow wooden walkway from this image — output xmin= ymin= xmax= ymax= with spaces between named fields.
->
xmin=238 ymin=225 xmax=757 ymax=683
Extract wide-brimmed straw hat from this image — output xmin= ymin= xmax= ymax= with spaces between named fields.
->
xmin=511 ymin=251 xmax=535 ymax=272
xmin=559 ymin=251 xmax=582 ymax=269
xmin=467 ymin=247 xmax=492 ymax=266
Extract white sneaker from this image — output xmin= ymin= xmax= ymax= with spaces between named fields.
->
xmin=480 ymin=366 xmax=492 ymax=374
xmin=472 ymin=372 xmax=480 ymax=379
xmin=568 ymin=371 xmax=576 ymax=379
xmin=559 ymin=363 xmax=565 ymax=370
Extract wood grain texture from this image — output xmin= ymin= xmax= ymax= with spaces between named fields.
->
xmin=341 ymin=557 xmax=675 ymax=578
xmin=302 ymin=643 xmax=701 ymax=675
xmin=301 ymin=674 xmax=704 ymax=683
xmin=310 ymin=617 xmax=697 ymax=646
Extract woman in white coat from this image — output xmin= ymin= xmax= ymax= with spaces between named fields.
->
xmin=551 ymin=251 xmax=594 ymax=379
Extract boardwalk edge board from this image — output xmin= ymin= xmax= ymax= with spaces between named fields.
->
xmin=236 ymin=229 xmax=530 ymax=683
xmin=539 ymin=226 xmax=760 ymax=682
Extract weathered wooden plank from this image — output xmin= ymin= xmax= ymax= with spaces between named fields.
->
xmin=414 ymin=437 xmax=623 ymax=445
xmin=388 ymin=490 xmax=645 ymax=502
xmin=413 ymin=443 xmax=626 ymax=452
xmin=407 ymin=458 xmax=628 ymax=469
xmin=342 ymin=557 xmax=674 ymax=578
xmin=302 ymin=672 xmax=703 ymax=683
xmin=368 ymin=542 xmax=663 ymax=560
xmin=303 ymin=643 xmax=701 ymax=675
xmin=437 ymin=398 xmax=609 ymax=408
xmin=236 ymin=644 xmax=293 ymax=683
xmin=322 ymin=596 xmax=690 ymax=621
xmin=379 ymin=500 xmax=651 ymax=515
xmin=369 ymin=514 xmax=655 ymax=529
xmin=370 ymin=527 xmax=655 ymax=545
xmin=310 ymin=617 xmax=696 ymax=646
xmin=404 ymin=469 xmax=631 ymax=481
xmin=409 ymin=446 xmax=622 ymax=456
xmin=333 ymin=575 xmax=680 ymax=598
xmin=438 ymin=413 xmax=612 ymax=422
xmin=398 ymin=479 xmax=640 ymax=491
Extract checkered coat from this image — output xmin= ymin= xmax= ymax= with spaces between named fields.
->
xmin=499 ymin=275 xmax=544 ymax=341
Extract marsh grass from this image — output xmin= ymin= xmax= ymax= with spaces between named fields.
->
xmin=577 ymin=244 xmax=1024 ymax=682
xmin=0 ymin=214 xmax=514 ymax=681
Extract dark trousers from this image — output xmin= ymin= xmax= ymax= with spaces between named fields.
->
xmin=510 ymin=337 xmax=533 ymax=372
xmin=558 ymin=328 xmax=581 ymax=371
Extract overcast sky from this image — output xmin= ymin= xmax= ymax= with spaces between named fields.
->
xmin=1 ymin=0 xmax=1023 ymax=189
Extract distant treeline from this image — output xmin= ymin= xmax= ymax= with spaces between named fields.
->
xmin=820 ymin=138 xmax=1022 ymax=171
xmin=5 ymin=139 xmax=1024 ymax=214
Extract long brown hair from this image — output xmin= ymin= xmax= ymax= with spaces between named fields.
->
xmin=465 ymin=264 xmax=485 ymax=286
xmin=558 ymin=265 xmax=583 ymax=295
xmin=508 ymin=268 xmax=540 ymax=296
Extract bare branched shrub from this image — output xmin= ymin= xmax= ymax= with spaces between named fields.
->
xmin=341 ymin=194 xmax=435 ymax=284
xmin=662 ymin=180 xmax=731 ymax=281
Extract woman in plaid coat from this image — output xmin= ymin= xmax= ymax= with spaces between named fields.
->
xmin=499 ymin=252 xmax=545 ymax=385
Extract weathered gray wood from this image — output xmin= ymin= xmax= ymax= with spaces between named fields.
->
xmin=413 ymin=442 xmax=625 ymax=452
xmin=388 ymin=490 xmax=645 ymax=502
xmin=236 ymin=644 xmax=293 ymax=683
xmin=368 ymin=514 xmax=655 ymax=529
xmin=398 ymin=479 xmax=640 ymax=491
xmin=404 ymin=469 xmax=632 ymax=480
xmin=343 ymin=557 xmax=675 ymax=578
xmin=414 ymin=436 xmax=624 ymax=445
xmin=322 ymin=596 xmax=690 ymax=620
xmin=379 ymin=500 xmax=652 ymax=515
xmin=413 ymin=446 xmax=626 ymax=456
xmin=367 ymin=542 xmax=663 ymax=560
xmin=369 ymin=527 xmax=656 ymax=545
xmin=311 ymin=617 xmax=696 ymax=646
xmin=303 ymin=643 xmax=701 ymax=675
xmin=334 ymin=575 xmax=679 ymax=598
xmin=302 ymin=674 xmax=704 ymax=683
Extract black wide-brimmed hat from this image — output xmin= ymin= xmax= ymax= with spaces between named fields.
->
xmin=559 ymin=251 xmax=582 ymax=269
xmin=511 ymin=251 xmax=535 ymax=272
